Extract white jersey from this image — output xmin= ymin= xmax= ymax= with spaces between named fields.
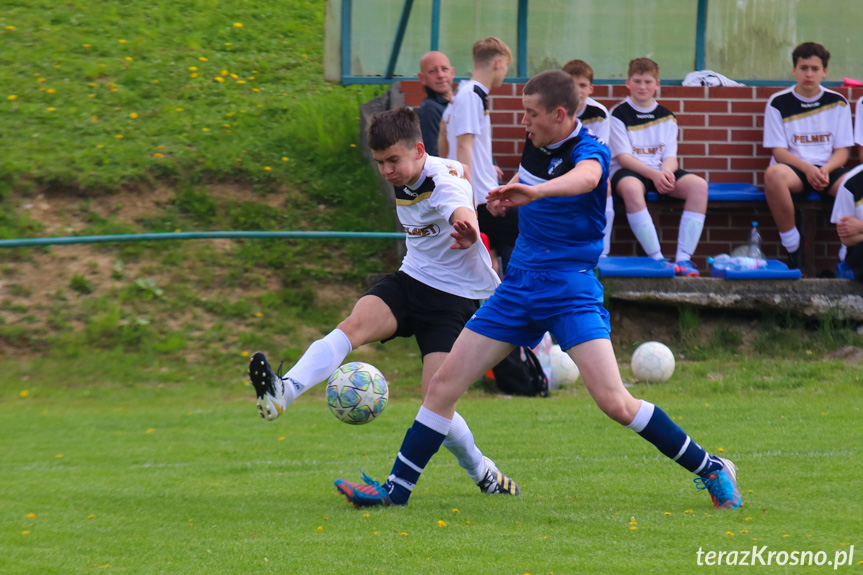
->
xmin=396 ymin=155 xmax=500 ymax=299
xmin=763 ymin=86 xmax=853 ymax=166
xmin=855 ymin=96 xmax=863 ymax=147
xmin=830 ymin=163 xmax=863 ymax=230
xmin=608 ymin=97 xmax=678 ymax=177
xmin=578 ymin=97 xmax=610 ymax=144
xmin=444 ymin=79 xmax=497 ymax=207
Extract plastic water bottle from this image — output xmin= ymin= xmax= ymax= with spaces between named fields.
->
xmin=709 ymin=254 xmax=767 ymax=271
xmin=731 ymin=221 xmax=765 ymax=258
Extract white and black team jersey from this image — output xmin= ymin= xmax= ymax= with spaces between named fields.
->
xmin=831 ymin=163 xmax=863 ymax=231
xmin=442 ymin=79 xmax=497 ymax=208
xmin=763 ymin=86 xmax=853 ymax=166
xmin=395 ymin=155 xmax=500 ymax=300
xmin=855 ymin=96 xmax=863 ymax=147
xmin=608 ymin=97 xmax=678 ymax=177
xmin=578 ymin=97 xmax=610 ymax=144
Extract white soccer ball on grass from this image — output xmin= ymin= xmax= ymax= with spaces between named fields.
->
xmin=326 ymin=362 xmax=389 ymax=424
xmin=549 ymin=344 xmax=579 ymax=388
xmin=630 ymin=341 xmax=675 ymax=382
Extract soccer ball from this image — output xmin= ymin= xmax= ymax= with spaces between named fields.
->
xmin=326 ymin=362 xmax=389 ymax=424
xmin=630 ymin=341 xmax=675 ymax=382
xmin=549 ymin=344 xmax=579 ymax=388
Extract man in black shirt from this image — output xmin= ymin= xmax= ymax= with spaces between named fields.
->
xmin=416 ymin=51 xmax=454 ymax=157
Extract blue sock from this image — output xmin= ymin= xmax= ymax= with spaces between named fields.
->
xmin=384 ymin=407 xmax=450 ymax=505
xmin=626 ymin=400 xmax=722 ymax=477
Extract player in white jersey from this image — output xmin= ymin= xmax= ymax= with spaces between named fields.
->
xmin=830 ymin=163 xmax=863 ymax=281
xmin=249 ymin=108 xmax=518 ymax=496
xmin=442 ymin=37 xmax=517 ymax=274
xmin=855 ymin=96 xmax=863 ymax=163
xmin=763 ymin=42 xmax=853 ymax=271
xmin=564 ymin=59 xmax=614 ymax=256
xmin=608 ymin=58 xmax=708 ymax=277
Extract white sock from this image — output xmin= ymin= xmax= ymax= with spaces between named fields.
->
xmin=779 ymin=228 xmax=801 ymax=253
xmin=675 ymin=210 xmax=705 ymax=263
xmin=627 ymin=208 xmax=663 ymax=259
xmin=283 ymin=329 xmax=353 ymax=397
xmin=442 ymin=412 xmax=486 ymax=482
xmin=601 ymin=195 xmax=615 ymax=257
xmin=839 ymin=244 xmax=847 ymax=261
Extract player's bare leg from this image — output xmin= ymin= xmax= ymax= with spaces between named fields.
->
xmin=764 ymin=163 xmax=805 ymax=267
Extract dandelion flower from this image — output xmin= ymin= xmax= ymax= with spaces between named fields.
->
xmin=278 ymin=436 xmax=285 ymax=441
xmin=37 ymin=78 xmax=46 ymax=83
xmin=88 ymin=94 xmax=96 ymax=98
xmin=282 ymin=157 xmax=289 ymax=162
xmin=252 ymin=88 xmax=260 ymax=92
xmin=176 ymin=108 xmax=183 ymax=112
xmin=233 ymin=22 xmax=243 ymax=27
xmin=202 ymin=128 xmax=210 ymax=132
xmin=83 ymin=44 xmax=91 ymax=48
xmin=718 ymin=447 xmax=725 ymax=452
xmin=236 ymin=80 xmax=246 ymax=84
xmin=129 ymin=112 xmax=138 ymax=119
xmin=115 ymin=134 xmax=123 ymax=139
xmin=22 ymin=531 xmax=30 ymax=535
xmin=255 ymin=312 xmax=263 ymax=317
xmin=350 ymin=144 xmax=357 ymax=148
xmin=438 ymin=520 xmax=447 ymax=527
xmin=6 ymin=26 xmax=16 ymax=31
xmin=8 ymin=95 xmax=18 ymax=100
xmin=146 ymin=428 xmax=154 ymax=433
xmin=97 ymin=145 xmax=104 ymax=148
xmin=214 ymin=77 xmax=224 ymax=83
xmin=241 ymin=351 xmax=250 ymax=357
xmin=27 ymin=513 xmax=35 ymax=519
xmin=264 ymin=166 xmax=272 ymax=171
xmin=19 ymin=390 xmax=29 ymax=397
xmin=125 ymin=57 xmax=133 ymax=62
xmin=190 ymin=73 xmax=198 ymax=78
xmin=47 ymin=107 xmax=55 ymax=112
xmin=189 ymin=66 xmax=198 ymax=71
xmin=119 ymin=39 xmax=126 ymax=43
xmin=230 ymin=73 xmax=238 ymax=79
xmin=316 ymin=526 xmax=322 ymax=532
xmin=221 ymin=70 xmax=229 ymax=76
xmin=153 ymin=153 xmax=163 ymax=158
xmin=56 ymin=454 xmax=63 ymax=458
xmin=199 ymin=57 xmax=208 ymax=62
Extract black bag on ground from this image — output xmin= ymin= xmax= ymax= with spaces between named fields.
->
xmin=491 ymin=346 xmax=549 ymax=397
xmin=846 ymin=244 xmax=863 ymax=282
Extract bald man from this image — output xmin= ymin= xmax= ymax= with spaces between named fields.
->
xmin=416 ymin=51 xmax=455 ymax=156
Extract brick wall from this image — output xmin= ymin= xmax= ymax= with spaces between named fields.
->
xmin=399 ymin=80 xmax=863 ymax=274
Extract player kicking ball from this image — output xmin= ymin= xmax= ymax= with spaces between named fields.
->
xmin=250 ymin=107 xmax=518 ymax=497
xmin=335 ymin=71 xmax=741 ymax=511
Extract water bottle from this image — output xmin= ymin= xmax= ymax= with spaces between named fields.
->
xmin=709 ymin=254 xmax=767 ymax=271
xmin=732 ymin=221 xmax=765 ymax=258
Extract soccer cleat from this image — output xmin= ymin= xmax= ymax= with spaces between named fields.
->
xmin=476 ymin=456 xmax=520 ymax=495
xmin=694 ymin=457 xmax=742 ymax=510
xmin=674 ymin=260 xmax=700 ymax=277
xmin=335 ymin=472 xmax=397 ymax=507
xmin=248 ymin=352 xmax=294 ymax=421
xmin=787 ymin=246 xmax=803 ymax=270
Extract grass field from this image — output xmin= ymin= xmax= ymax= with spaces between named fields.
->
xmin=3 ymin=347 xmax=862 ymax=574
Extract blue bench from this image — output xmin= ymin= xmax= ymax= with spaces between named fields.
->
xmin=644 ymin=182 xmax=822 ymax=203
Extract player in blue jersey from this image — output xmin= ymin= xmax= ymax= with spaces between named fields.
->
xmin=336 ymin=71 xmax=742 ymax=511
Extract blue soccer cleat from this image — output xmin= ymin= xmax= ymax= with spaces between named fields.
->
xmin=694 ymin=457 xmax=742 ymax=509
xmin=674 ymin=260 xmax=700 ymax=277
xmin=335 ymin=472 xmax=398 ymax=508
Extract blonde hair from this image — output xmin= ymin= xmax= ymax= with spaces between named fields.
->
xmin=628 ymin=57 xmax=660 ymax=79
xmin=473 ymin=36 xmax=512 ymax=67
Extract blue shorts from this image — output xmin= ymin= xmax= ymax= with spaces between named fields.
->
xmin=466 ymin=266 xmax=611 ymax=350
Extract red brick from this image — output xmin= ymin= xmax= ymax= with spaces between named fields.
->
xmin=492 ymin=97 xmax=524 ymax=111
xmin=706 ymin=86 xmax=755 ymax=99
xmin=612 ymin=85 xmax=629 ymax=98
xmin=709 ymin=143 xmax=755 ymax=156
xmin=731 ymin=129 xmax=763 ymax=142
xmin=400 ymin=80 xmax=423 ymax=94
xmin=491 ymin=84 xmax=516 ymax=97
xmin=707 ymin=171 xmax=757 ymax=184
xmin=494 ymin=126 xmax=528 ymax=140
xmin=676 ymin=114 xmax=705 ymax=127
xmin=490 ymin=111 xmax=517 ymax=125
xmin=590 ymin=85 xmax=612 ymax=98
xmin=708 ymin=114 xmax=754 ymax=127
xmin=681 ymin=128 xmax=729 ymax=141
xmin=684 ymin=100 xmax=729 ymax=113
xmin=730 ymin=157 xmax=771 ymax=171
xmin=658 ymin=100 xmax=681 ymax=113
xmin=660 ymin=86 xmax=706 ymax=98
xmin=492 ymin=141 xmax=515 ymax=155
xmin=731 ymin=100 xmax=766 ymax=114
xmin=683 ymin=157 xmax=728 ymax=170
xmin=678 ymin=143 xmax=706 ymax=156
xmin=496 ymin=155 xmax=520 ymax=170
xmin=756 ymin=86 xmax=785 ymax=99
xmin=403 ymin=93 xmax=423 ymax=107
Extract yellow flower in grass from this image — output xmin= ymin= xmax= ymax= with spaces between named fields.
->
xmin=221 ymin=70 xmax=229 ymax=76
xmin=125 ymin=57 xmax=133 ymax=62
xmin=8 ymin=95 xmax=18 ymax=100
xmin=189 ymin=66 xmax=198 ymax=71
xmin=316 ymin=526 xmax=322 ymax=532
xmin=264 ymin=166 xmax=272 ymax=171
xmin=153 ymin=153 xmax=163 ymax=158
xmin=129 ymin=112 xmax=138 ymax=119
xmin=115 ymin=134 xmax=123 ymax=139
xmin=233 ymin=22 xmax=243 ymax=27
xmin=119 ymin=39 xmax=126 ymax=43
xmin=27 ymin=513 xmax=35 ymax=519
xmin=282 ymin=157 xmax=289 ymax=162
xmin=438 ymin=520 xmax=447 ymax=527
xmin=6 ymin=26 xmax=16 ymax=31
xmin=47 ymin=107 xmax=55 ymax=112
xmin=20 ymin=390 xmax=29 ymax=397
xmin=83 ymin=43 xmax=91 ymax=48
xmin=214 ymin=77 xmax=224 ymax=83
xmin=146 ymin=428 xmax=154 ymax=433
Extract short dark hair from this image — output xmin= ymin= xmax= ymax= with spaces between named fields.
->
xmin=523 ymin=70 xmax=579 ymax=116
xmin=562 ymin=59 xmax=594 ymax=83
xmin=367 ymin=108 xmax=422 ymax=151
xmin=792 ymin=42 xmax=830 ymax=68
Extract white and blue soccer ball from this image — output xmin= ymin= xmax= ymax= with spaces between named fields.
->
xmin=549 ymin=344 xmax=580 ymax=388
xmin=326 ymin=362 xmax=389 ymax=424
xmin=630 ymin=341 xmax=675 ymax=382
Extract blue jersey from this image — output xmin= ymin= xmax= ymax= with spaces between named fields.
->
xmin=509 ymin=123 xmax=610 ymax=272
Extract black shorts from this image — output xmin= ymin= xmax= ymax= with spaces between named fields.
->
xmin=477 ymin=203 xmax=519 ymax=251
xmin=611 ymin=168 xmax=692 ymax=196
xmin=782 ymin=164 xmax=848 ymax=202
xmin=365 ymin=271 xmax=480 ymax=357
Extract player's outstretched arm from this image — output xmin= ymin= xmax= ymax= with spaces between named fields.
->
xmin=449 ymin=206 xmax=479 ymax=249
xmin=487 ymin=158 xmax=602 ymax=208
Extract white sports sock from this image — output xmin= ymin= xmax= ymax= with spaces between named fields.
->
xmin=779 ymin=228 xmax=801 ymax=253
xmin=442 ymin=412 xmax=486 ymax=482
xmin=283 ymin=328 xmax=352 ymax=397
xmin=839 ymin=244 xmax=847 ymax=261
xmin=601 ymin=195 xmax=615 ymax=257
xmin=675 ymin=210 xmax=705 ymax=263
xmin=626 ymin=208 xmax=663 ymax=259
